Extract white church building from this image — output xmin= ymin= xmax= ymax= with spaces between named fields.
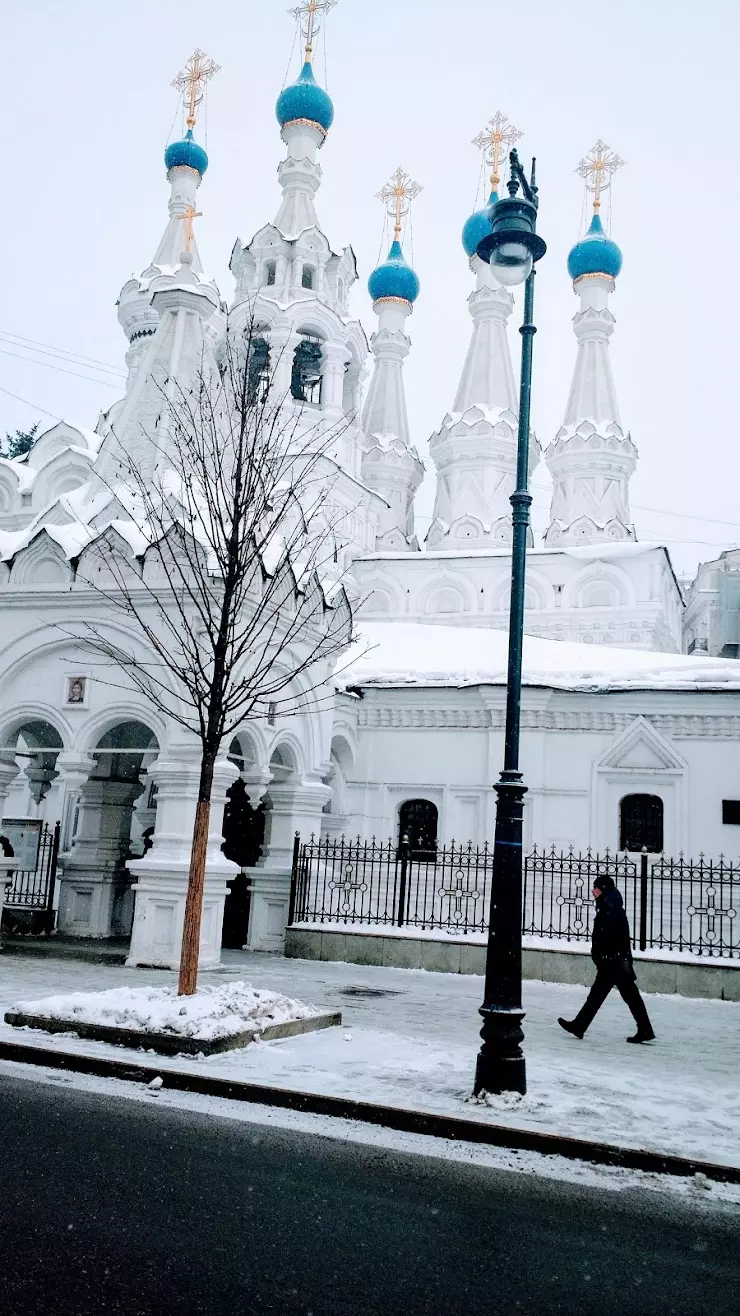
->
xmin=1 ymin=13 xmax=740 ymax=965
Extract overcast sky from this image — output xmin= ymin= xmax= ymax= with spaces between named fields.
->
xmin=4 ymin=0 xmax=739 ymax=577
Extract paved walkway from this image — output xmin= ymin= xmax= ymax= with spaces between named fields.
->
xmin=1 ymin=948 xmax=738 ymax=1168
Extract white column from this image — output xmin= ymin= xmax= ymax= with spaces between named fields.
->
xmin=57 ymin=775 xmax=144 ymax=938
xmin=246 ymin=778 xmax=330 ymax=952
xmin=0 ymin=756 xmax=21 ymax=936
xmin=126 ymin=746 xmax=239 ymax=970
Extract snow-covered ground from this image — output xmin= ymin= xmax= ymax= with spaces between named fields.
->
xmin=11 ymin=981 xmax=324 ymax=1041
xmin=1 ymin=949 xmax=739 ymax=1170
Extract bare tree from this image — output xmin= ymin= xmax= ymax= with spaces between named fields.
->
xmin=77 ymin=319 xmax=356 ymax=993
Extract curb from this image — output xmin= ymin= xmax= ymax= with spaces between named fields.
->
xmin=1 ymin=1036 xmax=739 ymax=1185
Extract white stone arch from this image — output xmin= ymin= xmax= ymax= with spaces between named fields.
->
xmin=76 ymin=704 xmax=165 ymax=757
xmin=266 ymin=731 xmax=306 ymax=781
xmin=417 ymin=575 xmax=477 ymax=618
xmin=8 ymin=531 xmax=74 ymax=586
xmin=490 ymin=573 xmax=549 ymax=612
xmin=0 ymin=704 xmax=72 ymax=752
xmin=0 ymin=466 xmax=20 ymax=513
xmin=565 ymin=562 xmax=636 ymax=611
xmin=360 ymin=573 xmax=405 ymax=617
xmin=30 ymin=452 xmax=94 ymax=510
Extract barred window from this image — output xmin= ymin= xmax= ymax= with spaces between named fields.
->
xmin=620 ymin=794 xmax=663 ymax=852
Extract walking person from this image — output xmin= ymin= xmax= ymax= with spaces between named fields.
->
xmin=558 ymin=874 xmax=655 ymax=1044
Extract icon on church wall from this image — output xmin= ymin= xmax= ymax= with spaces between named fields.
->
xmin=65 ymin=675 xmax=87 ymax=706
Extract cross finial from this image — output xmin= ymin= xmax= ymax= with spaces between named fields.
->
xmin=576 ymin=139 xmax=625 ymax=212
xmin=181 ymin=205 xmax=202 ymax=253
xmin=473 ymin=112 xmax=523 ymax=190
xmin=376 ymin=167 xmax=423 ymax=241
xmin=289 ymin=0 xmax=337 ymax=63
xmin=172 ymin=49 xmax=221 ymax=132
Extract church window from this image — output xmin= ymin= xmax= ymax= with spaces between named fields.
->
xmin=302 ymin=264 xmax=315 ymax=290
xmin=722 ymin=800 xmax=740 ymax=825
xmin=399 ymin=799 xmax=438 ymax=859
xmin=264 ymin=260 xmax=277 ymax=287
xmin=291 ymin=337 xmax=323 ymax=404
xmin=247 ymin=337 xmax=270 ymax=406
xmin=620 ymin=794 xmax=664 ymax=853
xmin=580 ymin=581 xmax=620 ymax=608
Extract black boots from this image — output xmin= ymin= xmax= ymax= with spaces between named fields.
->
xmin=626 ymin=1030 xmax=656 ymax=1044
xmin=558 ymin=1017 xmax=584 ymax=1039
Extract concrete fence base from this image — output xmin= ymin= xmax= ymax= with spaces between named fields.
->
xmin=285 ymin=927 xmax=740 ymax=1002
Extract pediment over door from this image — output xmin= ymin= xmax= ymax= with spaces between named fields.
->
xmin=597 ymin=716 xmax=687 ymax=774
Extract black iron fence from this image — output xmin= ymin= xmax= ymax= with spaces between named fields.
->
xmin=2 ymin=821 xmax=60 ymax=934
xmin=289 ymin=835 xmax=740 ymax=960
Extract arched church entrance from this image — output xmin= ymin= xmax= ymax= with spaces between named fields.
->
xmin=221 ymin=734 xmax=267 ymax=949
xmin=58 ymin=719 xmax=159 ymax=939
xmin=1 ymin=719 xmax=64 ymax=820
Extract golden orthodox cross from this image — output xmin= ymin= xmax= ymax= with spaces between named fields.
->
xmin=181 ymin=205 xmax=202 ymax=253
xmin=172 ymin=48 xmax=221 ymax=132
xmin=289 ymin=0 xmax=337 ymax=61
xmin=473 ymin=112 xmax=523 ymax=191
xmin=376 ymin=167 xmax=423 ymax=241
xmin=576 ymin=139 xmax=625 ymax=212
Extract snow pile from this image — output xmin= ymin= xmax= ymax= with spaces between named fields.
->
xmin=11 ymin=981 xmax=323 ymax=1041
xmin=338 ymin=621 xmax=740 ymax=693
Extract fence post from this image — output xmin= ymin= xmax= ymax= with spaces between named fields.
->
xmin=43 ymin=821 xmax=62 ymax=935
xmin=639 ymin=848 xmax=648 ymax=952
xmin=396 ymin=833 xmax=410 ymax=928
xmin=287 ymin=832 xmax=301 ymax=927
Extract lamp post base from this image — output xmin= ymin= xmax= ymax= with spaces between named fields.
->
xmin=473 ymin=1007 xmax=527 ymax=1096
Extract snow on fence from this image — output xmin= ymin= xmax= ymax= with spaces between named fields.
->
xmin=289 ymin=835 xmax=740 ymax=959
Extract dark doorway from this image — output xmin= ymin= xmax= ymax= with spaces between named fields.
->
xmin=620 ymin=794 xmax=664 ymax=853
xmin=398 ymin=799 xmax=438 ymax=860
xmin=221 ymin=779 xmax=266 ymax=949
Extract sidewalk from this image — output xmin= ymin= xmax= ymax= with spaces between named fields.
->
xmin=1 ymin=948 xmax=738 ymax=1171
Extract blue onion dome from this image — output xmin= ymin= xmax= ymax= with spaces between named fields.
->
xmin=368 ymin=239 xmax=420 ymax=305
xmin=164 ymin=129 xmax=208 ymax=176
xmin=461 ymin=190 xmax=498 ymax=258
xmin=567 ymin=212 xmax=622 ymax=282
xmin=276 ymin=61 xmax=335 ymax=134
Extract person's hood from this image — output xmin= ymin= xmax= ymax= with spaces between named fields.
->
xmin=596 ymin=887 xmax=625 ymax=913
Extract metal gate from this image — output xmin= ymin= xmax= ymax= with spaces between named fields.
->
xmin=2 ymin=821 xmax=60 ymax=934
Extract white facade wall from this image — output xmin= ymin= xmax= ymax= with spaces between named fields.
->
xmin=335 ymin=687 xmax=740 ymax=861
xmin=354 ymin=543 xmax=683 ymax=653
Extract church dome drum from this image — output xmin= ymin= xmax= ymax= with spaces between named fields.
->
xmin=276 ymin=61 xmax=335 ymax=134
xmin=368 ymin=239 xmax=420 ymax=305
xmin=567 ymin=212 xmax=622 ymax=282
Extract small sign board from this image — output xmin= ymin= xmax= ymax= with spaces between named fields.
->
xmin=0 ymin=819 xmax=42 ymax=871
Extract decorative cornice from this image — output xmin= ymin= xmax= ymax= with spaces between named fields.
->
xmin=356 ymin=707 xmax=740 ymax=737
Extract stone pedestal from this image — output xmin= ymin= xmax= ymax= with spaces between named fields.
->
xmin=58 ymin=775 xmax=144 ymax=938
xmin=127 ymin=751 xmax=239 ymax=970
xmin=246 ymin=780 xmax=330 ymax=952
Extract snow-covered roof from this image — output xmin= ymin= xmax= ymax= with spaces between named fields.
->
xmin=338 ymin=621 xmax=740 ymax=694
xmin=358 ymin=542 xmax=670 ymax=564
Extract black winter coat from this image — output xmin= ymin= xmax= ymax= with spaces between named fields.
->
xmin=591 ymin=887 xmax=632 ymax=965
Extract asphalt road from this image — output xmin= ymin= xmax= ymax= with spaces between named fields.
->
xmin=1 ymin=1070 xmax=738 ymax=1316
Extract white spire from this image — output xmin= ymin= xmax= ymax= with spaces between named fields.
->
xmin=152 ymin=167 xmax=205 ymax=274
xmin=361 ymin=298 xmax=423 ymax=552
xmin=98 ymin=254 xmax=220 ymax=490
xmin=427 ymin=256 xmax=538 ymax=549
xmin=545 ymin=148 xmax=635 ymax=546
xmin=361 ymin=174 xmax=423 ymax=551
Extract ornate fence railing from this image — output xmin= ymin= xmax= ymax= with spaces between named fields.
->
xmin=1 ymin=821 xmax=60 ymax=934
xmin=289 ymin=835 xmax=740 ymax=959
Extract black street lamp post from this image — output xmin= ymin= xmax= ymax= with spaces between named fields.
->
xmin=473 ymin=150 xmax=547 ymax=1096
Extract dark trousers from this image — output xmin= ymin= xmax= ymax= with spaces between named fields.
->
xmin=574 ymin=959 xmax=653 ymax=1035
